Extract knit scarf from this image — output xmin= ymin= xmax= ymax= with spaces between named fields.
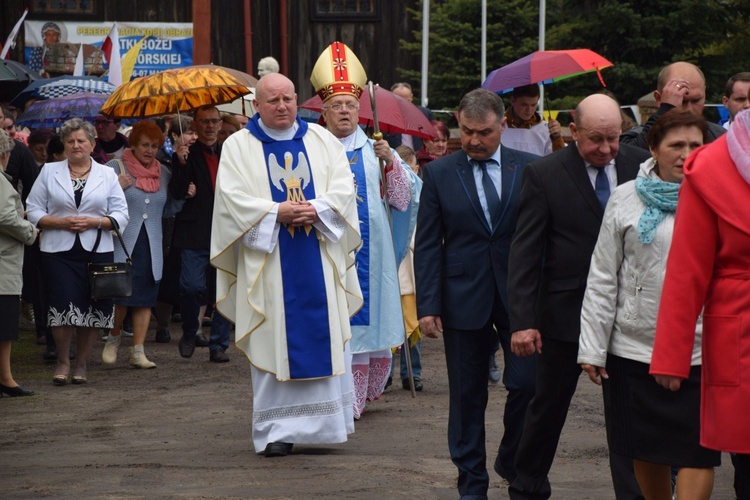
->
xmin=727 ymin=109 xmax=750 ymax=185
xmin=634 ymin=162 xmax=680 ymax=244
xmin=122 ymin=148 xmax=161 ymax=193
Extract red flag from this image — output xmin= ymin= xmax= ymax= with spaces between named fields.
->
xmin=101 ymin=23 xmax=121 ymax=85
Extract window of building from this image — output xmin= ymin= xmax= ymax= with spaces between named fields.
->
xmin=30 ymin=0 xmax=102 ymax=18
xmin=311 ymin=0 xmax=381 ymax=21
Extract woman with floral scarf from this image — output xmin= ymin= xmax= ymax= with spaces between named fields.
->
xmin=578 ymin=110 xmax=718 ymax=499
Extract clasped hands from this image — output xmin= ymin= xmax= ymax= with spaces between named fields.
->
xmin=276 ymin=200 xmax=319 ymax=227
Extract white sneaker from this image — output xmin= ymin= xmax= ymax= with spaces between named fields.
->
xmin=102 ymin=334 xmax=121 ymax=365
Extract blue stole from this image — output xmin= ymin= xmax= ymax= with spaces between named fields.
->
xmin=348 ymin=150 xmax=370 ymax=326
xmin=247 ymin=115 xmax=333 ymax=379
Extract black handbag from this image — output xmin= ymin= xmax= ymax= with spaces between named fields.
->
xmin=88 ymin=215 xmax=133 ymax=300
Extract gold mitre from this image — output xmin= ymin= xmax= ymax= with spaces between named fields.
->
xmin=310 ymin=41 xmax=367 ymax=102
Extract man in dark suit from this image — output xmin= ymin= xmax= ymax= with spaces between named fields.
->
xmin=507 ymin=94 xmax=650 ymax=499
xmin=415 ymin=88 xmax=538 ymax=500
xmin=169 ymin=105 xmax=231 ymax=363
xmin=620 ymin=61 xmax=725 ymax=148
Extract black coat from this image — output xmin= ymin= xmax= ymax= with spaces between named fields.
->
xmin=168 ymin=141 xmax=221 ymax=250
xmin=507 ymin=142 xmax=650 ymax=342
xmin=5 ymin=140 xmax=40 ymax=207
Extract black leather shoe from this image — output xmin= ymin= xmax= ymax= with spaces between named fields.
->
xmin=155 ymin=328 xmax=171 ymax=343
xmin=178 ymin=334 xmax=195 ymax=358
xmin=43 ymin=346 xmax=58 ymax=361
xmin=0 ymin=384 xmax=35 ymax=397
xmin=209 ymin=349 xmax=230 ymax=363
xmin=195 ymin=332 xmax=210 ymax=347
xmin=402 ymin=377 xmax=423 ymax=392
xmin=264 ymin=442 xmax=293 ymax=457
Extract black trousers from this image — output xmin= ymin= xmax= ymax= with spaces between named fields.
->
xmin=733 ymin=453 xmax=750 ymax=499
xmin=442 ymin=292 xmax=536 ymax=498
xmin=508 ymin=338 xmax=643 ymax=500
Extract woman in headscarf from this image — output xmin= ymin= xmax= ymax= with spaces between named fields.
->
xmin=650 ymin=104 xmax=750 ymax=499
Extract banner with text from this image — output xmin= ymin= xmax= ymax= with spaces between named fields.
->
xmin=24 ymin=21 xmax=193 ymax=80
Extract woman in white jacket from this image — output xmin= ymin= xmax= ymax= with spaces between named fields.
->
xmin=578 ymin=110 xmax=717 ymax=500
xmin=26 ymin=118 xmax=128 ymax=386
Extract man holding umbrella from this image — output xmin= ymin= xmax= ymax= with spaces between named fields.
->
xmin=313 ymin=42 xmax=420 ymax=416
xmin=501 ymin=84 xmax=565 ymax=157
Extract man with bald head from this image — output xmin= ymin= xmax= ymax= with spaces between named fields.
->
xmin=621 ymin=61 xmax=726 ymax=149
xmin=211 ymin=72 xmax=362 ymax=457
xmin=507 ymin=94 xmax=650 ymax=499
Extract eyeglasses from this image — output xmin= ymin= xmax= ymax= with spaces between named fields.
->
xmin=94 ymin=119 xmax=113 ymax=126
xmin=325 ymin=103 xmax=359 ymax=112
xmin=198 ymin=118 xmax=222 ymax=125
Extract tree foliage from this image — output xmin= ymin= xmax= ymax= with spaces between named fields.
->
xmin=401 ymin=0 xmax=750 ymax=109
xmin=400 ymin=0 xmax=540 ymax=108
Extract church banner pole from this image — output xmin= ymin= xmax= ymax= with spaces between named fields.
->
xmin=368 ymin=81 xmax=416 ymax=398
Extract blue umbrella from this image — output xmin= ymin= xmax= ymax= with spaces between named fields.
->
xmin=15 ymin=92 xmax=108 ymax=129
xmin=11 ymin=75 xmax=115 ymax=109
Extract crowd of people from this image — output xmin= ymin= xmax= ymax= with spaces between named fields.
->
xmin=1 ymin=50 xmax=750 ymax=500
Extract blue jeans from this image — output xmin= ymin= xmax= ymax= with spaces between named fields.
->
xmin=209 ymin=311 xmax=231 ymax=352
xmin=391 ymin=338 xmax=422 ymax=380
xmin=179 ymin=247 xmax=230 ymax=351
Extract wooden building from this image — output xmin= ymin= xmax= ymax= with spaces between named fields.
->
xmin=1 ymin=0 xmax=422 ymax=101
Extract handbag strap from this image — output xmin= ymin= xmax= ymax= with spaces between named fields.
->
xmin=91 ymin=216 xmax=132 ymax=264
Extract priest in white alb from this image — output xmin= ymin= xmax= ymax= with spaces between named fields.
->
xmin=211 ymin=72 xmax=362 ymax=458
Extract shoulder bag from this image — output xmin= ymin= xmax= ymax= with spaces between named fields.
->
xmin=88 ymin=215 xmax=133 ymax=300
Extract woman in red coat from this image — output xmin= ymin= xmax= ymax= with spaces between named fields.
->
xmin=650 ymin=109 xmax=750 ymax=499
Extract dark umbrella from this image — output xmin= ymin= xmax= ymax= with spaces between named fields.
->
xmin=15 ymin=93 xmax=108 ymax=129
xmin=0 ymin=60 xmax=39 ymax=102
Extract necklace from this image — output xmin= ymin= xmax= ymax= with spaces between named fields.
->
xmin=68 ymin=164 xmax=92 ymax=179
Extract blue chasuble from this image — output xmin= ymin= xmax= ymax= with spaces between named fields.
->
xmin=247 ymin=115 xmax=333 ymax=379
xmin=348 ymin=150 xmax=371 ymax=325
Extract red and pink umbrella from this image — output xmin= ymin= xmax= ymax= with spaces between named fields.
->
xmin=482 ymin=49 xmax=614 ymax=94
xmin=299 ymin=85 xmax=437 ymax=140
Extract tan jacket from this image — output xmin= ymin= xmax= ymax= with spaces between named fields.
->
xmin=0 ymin=171 xmax=37 ymax=295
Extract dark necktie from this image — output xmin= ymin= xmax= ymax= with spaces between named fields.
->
xmin=595 ymin=167 xmax=610 ymax=211
xmin=479 ymin=161 xmax=501 ymax=226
